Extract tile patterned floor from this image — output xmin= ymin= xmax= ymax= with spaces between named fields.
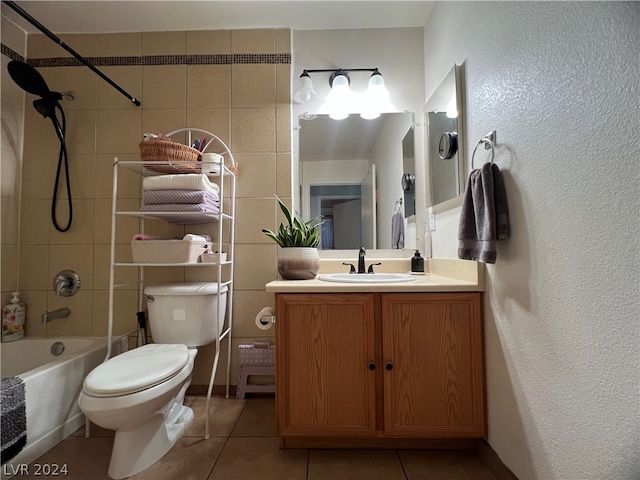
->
xmin=16 ymin=396 xmax=499 ymax=480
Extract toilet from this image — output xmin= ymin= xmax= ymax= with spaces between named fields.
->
xmin=78 ymin=282 xmax=227 ymax=479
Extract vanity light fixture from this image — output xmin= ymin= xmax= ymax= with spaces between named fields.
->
xmin=293 ymin=68 xmax=391 ymax=120
xmin=292 ymin=71 xmax=318 ymax=104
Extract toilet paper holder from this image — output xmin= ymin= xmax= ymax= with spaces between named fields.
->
xmin=255 ymin=306 xmax=276 ymax=330
xmin=259 ymin=314 xmax=275 ymax=326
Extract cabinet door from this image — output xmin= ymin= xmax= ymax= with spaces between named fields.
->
xmin=381 ymin=293 xmax=485 ymax=438
xmin=276 ymin=293 xmax=376 ymax=437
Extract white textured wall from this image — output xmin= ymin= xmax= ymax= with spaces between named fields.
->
xmin=424 ymin=2 xmax=639 ymax=479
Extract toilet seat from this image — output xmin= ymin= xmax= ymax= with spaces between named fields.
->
xmin=83 ymin=344 xmax=189 ymax=397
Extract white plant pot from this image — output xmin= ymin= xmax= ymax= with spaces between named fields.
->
xmin=277 ymin=247 xmax=319 ymax=280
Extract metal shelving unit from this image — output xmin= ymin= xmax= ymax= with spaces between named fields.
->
xmin=106 ymin=129 xmax=236 ymax=439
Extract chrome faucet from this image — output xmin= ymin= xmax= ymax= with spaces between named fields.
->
xmin=41 ymin=307 xmax=71 ymax=323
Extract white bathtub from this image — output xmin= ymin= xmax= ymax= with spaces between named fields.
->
xmin=1 ymin=337 xmax=127 ymax=478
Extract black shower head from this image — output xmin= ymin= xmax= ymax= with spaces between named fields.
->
xmin=8 ymin=60 xmax=51 ymax=97
xmin=8 ymin=60 xmax=63 ymax=118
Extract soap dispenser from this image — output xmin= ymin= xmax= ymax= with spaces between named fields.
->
xmin=411 ymin=250 xmax=424 ymax=273
xmin=2 ymin=291 xmax=25 ymax=342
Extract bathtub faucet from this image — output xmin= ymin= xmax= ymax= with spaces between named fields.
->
xmin=41 ymin=307 xmax=71 ymax=323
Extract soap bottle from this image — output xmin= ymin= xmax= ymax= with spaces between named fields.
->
xmin=411 ymin=250 xmax=424 ymax=273
xmin=2 ymin=291 xmax=25 ymax=342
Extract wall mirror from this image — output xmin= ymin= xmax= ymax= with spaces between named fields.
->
xmin=298 ymin=112 xmax=414 ymax=250
xmin=424 ymin=63 xmax=466 ymax=208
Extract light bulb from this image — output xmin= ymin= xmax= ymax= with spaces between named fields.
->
xmin=325 ymin=73 xmax=352 ymax=120
xmin=293 ymin=73 xmax=317 ymax=104
xmin=360 ymin=72 xmax=391 ymax=120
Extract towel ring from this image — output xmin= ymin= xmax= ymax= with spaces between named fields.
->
xmin=471 ymin=138 xmax=495 ymax=169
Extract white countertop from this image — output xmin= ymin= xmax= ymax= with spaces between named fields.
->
xmin=265 ymin=258 xmax=485 ymax=293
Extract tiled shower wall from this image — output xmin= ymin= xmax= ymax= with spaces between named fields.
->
xmin=10 ymin=29 xmax=290 ymax=387
xmin=1 ymin=18 xmax=25 ymax=308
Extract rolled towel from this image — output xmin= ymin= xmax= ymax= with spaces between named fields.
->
xmin=183 ymin=234 xmax=211 ymax=242
xmin=142 ymin=174 xmax=219 ymax=195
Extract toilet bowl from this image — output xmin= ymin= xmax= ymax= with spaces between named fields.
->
xmin=78 ymin=344 xmax=196 ymax=479
xmin=78 ymin=282 xmax=227 ymax=479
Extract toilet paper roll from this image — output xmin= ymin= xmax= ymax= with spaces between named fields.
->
xmin=255 ymin=307 xmax=275 ymax=331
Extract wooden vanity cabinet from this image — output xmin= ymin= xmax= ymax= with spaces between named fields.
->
xmin=275 ymin=292 xmax=485 ymax=443
xmin=275 ymin=293 xmax=377 ymax=437
xmin=381 ymin=293 xmax=485 ymax=438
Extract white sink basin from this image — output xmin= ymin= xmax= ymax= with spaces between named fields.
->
xmin=317 ymin=273 xmax=417 ymax=283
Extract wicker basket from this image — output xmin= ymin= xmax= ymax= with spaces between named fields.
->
xmin=139 ymin=140 xmax=201 ymax=173
xmin=131 ymin=240 xmax=210 ymax=264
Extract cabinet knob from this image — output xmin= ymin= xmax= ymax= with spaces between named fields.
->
xmin=368 ymin=362 xmax=376 ymax=371
xmin=385 ymin=362 xmax=393 ymax=371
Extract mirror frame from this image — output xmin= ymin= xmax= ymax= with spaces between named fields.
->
xmin=424 ymin=62 xmax=467 ymax=212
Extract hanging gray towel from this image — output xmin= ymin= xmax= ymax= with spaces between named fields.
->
xmin=458 ymin=162 xmax=509 ymax=263
xmin=1 ymin=376 xmax=27 ymax=464
xmin=391 ymin=211 xmax=405 ymax=249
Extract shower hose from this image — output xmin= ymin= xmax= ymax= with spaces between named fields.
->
xmin=49 ymin=102 xmax=72 ymax=232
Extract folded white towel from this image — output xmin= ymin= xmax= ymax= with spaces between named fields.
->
xmin=142 ymin=174 xmax=220 ymax=195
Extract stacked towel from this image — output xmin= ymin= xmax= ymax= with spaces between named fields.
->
xmin=141 ymin=174 xmax=220 ymax=224
xmin=458 ymin=163 xmax=509 ymax=263
xmin=143 ymin=190 xmax=216 ymax=205
xmin=141 ymin=203 xmax=219 ymax=213
xmin=142 ymin=173 xmax=220 ymax=195
xmin=1 ymin=377 xmax=27 ymax=464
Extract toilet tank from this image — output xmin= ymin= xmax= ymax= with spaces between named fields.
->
xmin=143 ymin=282 xmax=228 ymax=347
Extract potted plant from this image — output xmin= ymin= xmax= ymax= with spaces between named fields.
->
xmin=262 ymin=196 xmax=323 ymax=280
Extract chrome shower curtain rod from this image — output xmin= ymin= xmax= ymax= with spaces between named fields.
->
xmin=3 ymin=0 xmax=141 ymax=106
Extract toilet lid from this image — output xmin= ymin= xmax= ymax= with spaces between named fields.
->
xmin=83 ymin=344 xmax=189 ymax=397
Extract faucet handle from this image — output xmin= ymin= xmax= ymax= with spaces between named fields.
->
xmin=342 ymin=262 xmax=356 ymax=273
xmin=367 ymin=263 xmax=382 ymax=274
xmin=54 ymin=269 xmax=81 ymax=297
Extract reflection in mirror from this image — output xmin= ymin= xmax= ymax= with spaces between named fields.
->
xmin=402 ymin=128 xmax=415 ymax=217
xmin=298 ymin=112 xmax=414 ymax=250
xmin=425 ymin=63 xmax=466 ymax=208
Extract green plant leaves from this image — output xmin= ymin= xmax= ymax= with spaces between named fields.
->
xmin=261 ymin=195 xmax=323 ymax=248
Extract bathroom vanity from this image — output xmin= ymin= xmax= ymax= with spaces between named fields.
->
xmin=266 ymin=258 xmax=486 ymax=448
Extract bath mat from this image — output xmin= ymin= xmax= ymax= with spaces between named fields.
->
xmin=1 ymin=376 xmax=27 ymax=464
